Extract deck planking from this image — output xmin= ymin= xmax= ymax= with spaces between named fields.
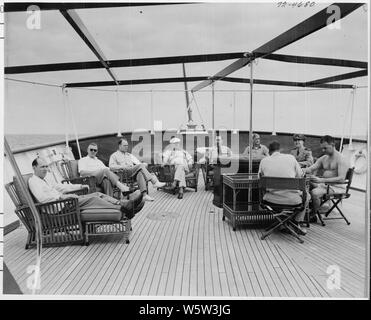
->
xmin=4 ymin=179 xmax=367 ymax=298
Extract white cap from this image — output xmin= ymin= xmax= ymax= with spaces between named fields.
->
xmin=170 ymin=137 xmax=181 ymax=144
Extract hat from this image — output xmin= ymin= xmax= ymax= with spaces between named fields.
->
xmin=170 ymin=137 xmax=181 ymax=144
xmin=252 ymin=133 xmax=260 ymax=139
xmin=293 ymin=134 xmax=305 ymax=141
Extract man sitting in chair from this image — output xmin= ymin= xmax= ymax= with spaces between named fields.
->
xmin=109 ymin=139 xmax=165 ymax=202
xmin=199 ymin=135 xmax=233 ymax=164
xmin=290 ymin=134 xmax=314 ymax=168
xmin=303 ymin=135 xmax=349 ymax=221
xmin=259 ymin=141 xmax=308 ymax=235
xmin=78 ymin=143 xmax=130 ymax=197
xmin=162 ymin=137 xmax=193 ymax=199
xmin=28 ymin=157 xmax=145 ymax=219
xmin=243 ymin=133 xmax=269 ymax=160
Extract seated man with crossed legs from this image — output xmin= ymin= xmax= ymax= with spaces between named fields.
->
xmin=78 ymin=143 xmax=129 ymax=198
xmin=109 ymin=139 xmax=165 ymax=202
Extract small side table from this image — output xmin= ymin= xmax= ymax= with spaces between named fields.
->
xmin=222 ymin=173 xmax=274 ymax=231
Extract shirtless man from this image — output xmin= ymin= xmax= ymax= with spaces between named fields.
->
xmin=303 ymin=135 xmax=349 ymax=219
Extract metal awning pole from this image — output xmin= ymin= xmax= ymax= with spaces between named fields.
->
xmin=62 ymin=86 xmax=69 ymax=149
xmin=64 ymin=88 xmax=82 ymax=158
xmin=249 ymin=61 xmax=254 ymax=173
xmin=150 ymin=89 xmax=154 ymax=134
xmin=233 ymin=91 xmax=236 ymax=132
xmin=116 ymin=87 xmax=122 ymax=137
xmin=348 ymin=87 xmax=356 ymax=149
xmin=272 ymin=91 xmax=276 ymax=135
xmin=212 ymin=82 xmax=215 ymax=148
xmin=339 ymin=90 xmax=352 ymax=152
xmin=4 ymin=137 xmax=42 ymax=294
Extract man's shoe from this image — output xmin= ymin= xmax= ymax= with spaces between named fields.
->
xmin=154 ymin=181 xmax=166 ymax=188
xmin=296 ymin=225 xmax=307 ymax=236
xmin=120 ymin=200 xmax=135 ymax=219
xmin=143 ymin=194 xmax=155 ymax=202
xmin=177 ymin=193 xmax=183 ymax=199
xmin=309 ymin=215 xmax=318 ymax=223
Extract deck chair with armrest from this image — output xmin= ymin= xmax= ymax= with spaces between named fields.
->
xmin=317 ymin=167 xmax=354 ymax=226
xmin=155 ymin=164 xmax=199 ymax=194
xmin=5 ymin=174 xmax=137 ymax=248
xmin=201 ymin=157 xmax=214 ymax=191
xmin=259 ymin=176 xmax=307 ymax=244
xmin=110 ymin=168 xmax=144 ymax=199
xmin=5 ymin=174 xmax=85 ymax=249
xmin=58 ymin=159 xmax=98 ymax=193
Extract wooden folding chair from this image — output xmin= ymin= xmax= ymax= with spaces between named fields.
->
xmin=259 ymin=176 xmax=307 ymax=243
xmin=317 ymin=167 xmax=354 ymax=226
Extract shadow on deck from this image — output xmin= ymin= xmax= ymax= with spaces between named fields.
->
xmin=4 ymin=181 xmax=367 ymax=298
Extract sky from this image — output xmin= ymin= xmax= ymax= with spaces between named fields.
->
xmin=3 ymin=1 xmax=369 ymax=138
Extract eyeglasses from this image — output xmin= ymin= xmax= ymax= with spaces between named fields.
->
xmin=89 ymin=149 xmax=98 ymax=152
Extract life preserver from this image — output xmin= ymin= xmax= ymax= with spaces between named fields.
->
xmin=350 ymin=149 xmax=367 ymax=174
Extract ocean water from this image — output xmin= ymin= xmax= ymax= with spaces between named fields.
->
xmin=6 ymin=134 xmax=66 ymax=150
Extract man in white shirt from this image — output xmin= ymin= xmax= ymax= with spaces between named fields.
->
xmin=78 ymin=143 xmax=129 ymax=197
xmin=28 ymin=157 xmax=145 ymax=219
xmin=162 ymin=137 xmax=194 ymax=199
xmin=259 ymin=141 xmax=309 ymax=234
xmin=109 ymin=139 xmax=165 ymax=202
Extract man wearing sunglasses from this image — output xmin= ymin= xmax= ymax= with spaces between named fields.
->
xmin=78 ymin=143 xmax=130 ymax=197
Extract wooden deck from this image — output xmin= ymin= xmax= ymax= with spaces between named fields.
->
xmin=4 ymin=181 xmax=367 ymax=297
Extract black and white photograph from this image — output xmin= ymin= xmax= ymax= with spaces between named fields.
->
xmin=1 ymin=0 xmax=369 ymax=300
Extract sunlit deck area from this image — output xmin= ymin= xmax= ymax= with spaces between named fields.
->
xmin=5 ymin=181 xmax=367 ymax=298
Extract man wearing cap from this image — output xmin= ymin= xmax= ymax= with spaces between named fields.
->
xmin=78 ymin=143 xmax=130 ymax=197
xmin=162 ymin=137 xmax=193 ymax=199
xmin=243 ymin=133 xmax=269 ymax=160
xmin=109 ymin=138 xmax=166 ymax=202
xmin=290 ymin=134 xmax=314 ymax=168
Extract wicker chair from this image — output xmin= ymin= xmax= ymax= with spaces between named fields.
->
xmin=153 ymin=164 xmax=199 ymax=194
xmin=111 ymin=168 xmax=145 ymax=199
xmin=5 ymin=174 xmax=133 ymax=247
xmin=201 ymin=158 xmax=214 ymax=191
xmin=57 ymin=159 xmax=98 ymax=193
xmin=5 ymin=174 xmax=85 ymax=249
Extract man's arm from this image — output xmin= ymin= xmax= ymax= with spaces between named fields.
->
xmin=303 ymin=156 xmax=323 ymax=174
xmin=130 ymin=153 xmax=141 ymax=165
xmin=162 ymin=150 xmax=170 ymax=164
xmin=54 ymin=182 xmax=88 ymax=194
xmin=185 ymin=151 xmax=194 ymax=166
xmin=263 ymin=145 xmax=269 ymax=157
xmin=293 ymin=157 xmax=304 ymax=178
xmin=299 ymin=150 xmax=314 ymax=168
xmin=109 ymin=153 xmax=123 ymax=171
